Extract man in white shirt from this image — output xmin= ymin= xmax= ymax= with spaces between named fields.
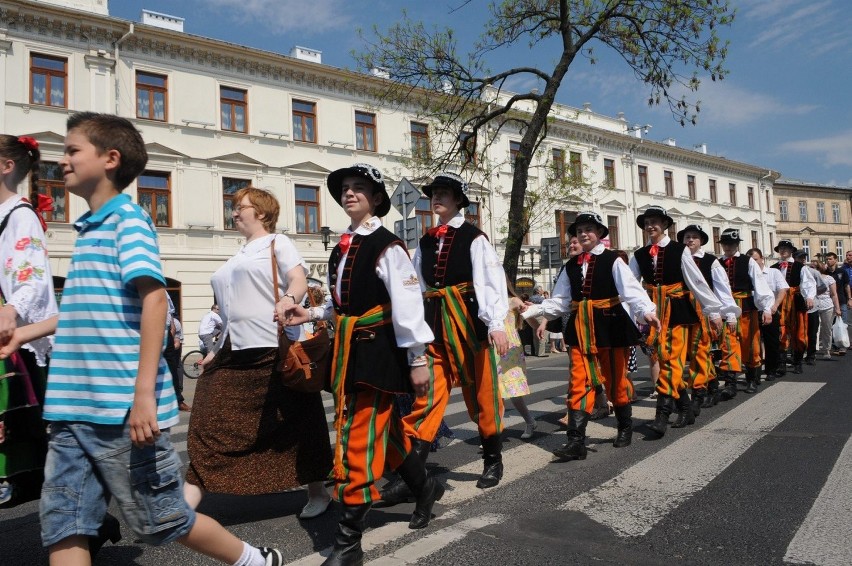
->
xmin=747 ymin=248 xmax=789 ymax=380
xmin=198 ymin=304 xmax=222 ymax=355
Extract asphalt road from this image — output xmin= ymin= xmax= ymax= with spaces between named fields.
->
xmin=2 ymin=348 xmax=851 ymax=565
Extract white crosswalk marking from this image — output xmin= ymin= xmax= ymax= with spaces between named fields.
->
xmin=560 ymin=381 xmax=824 ymax=537
xmin=784 ymin=433 xmax=852 ymax=566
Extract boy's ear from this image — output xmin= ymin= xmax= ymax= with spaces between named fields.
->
xmin=103 ymin=148 xmax=122 ymax=174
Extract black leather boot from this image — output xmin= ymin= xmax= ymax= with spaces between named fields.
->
xmin=394 ymin=448 xmax=445 ymax=529
xmin=671 ymin=391 xmax=695 ymax=428
xmin=322 ymin=503 xmax=371 ymax=566
xmin=647 ymin=395 xmax=674 ymax=438
xmin=476 ymin=435 xmax=503 ymax=488
xmin=691 ymin=388 xmax=705 ymax=416
xmin=89 ymin=512 xmax=122 ymax=560
xmin=613 ymin=405 xmax=632 ymax=448
xmin=745 ymin=367 xmax=759 ymax=394
xmin=702 ymin=380 xmax=718 ymax=408
xmin=553 ymin=410 xmax=589 ymax=460
xmin=375 ymin=438 xmax=431 ymax=508
xmin=720 ymin=372 xmax=738 ymax=400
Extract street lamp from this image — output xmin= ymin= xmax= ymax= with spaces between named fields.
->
xmin=320 ymin=226 xmax=332 ymax=251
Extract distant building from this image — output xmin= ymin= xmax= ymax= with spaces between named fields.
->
xmin=1 ymin=0 xmax=782 ymax=341
xmin=773 ymin=179 xmax=852 ymax=261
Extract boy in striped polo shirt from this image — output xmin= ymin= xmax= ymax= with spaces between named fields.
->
xmin=30 ymin=113 xmax=281 ymax=566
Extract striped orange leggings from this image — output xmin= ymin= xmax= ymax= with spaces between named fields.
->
xmin=402 ymin=342 xmax=504 ymax=443
xmin=656 ymin=324 xmax=690 ymax=399
xmin=568 ymin=346 xmax=631 ymax=412
xmin=781 ymin=308 xmax=808 ymax=354
xmin=718 ymin=321 xmax=743 ymax=373
xmin=737 ymin=310 xmax=762 ymax=368
xmin=686 ymin=320 xmax=715 ymax=390
xmin=336 ymin=389 xmax=412 ymax=505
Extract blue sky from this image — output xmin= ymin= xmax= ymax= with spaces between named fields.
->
xmin=111 ymin=0 xmax=852 ymax=187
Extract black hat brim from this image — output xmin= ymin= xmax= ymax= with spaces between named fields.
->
xmin=636 ymin=210 xmax=674 ymax=229
xmin=567 ymin=217 xmax=609 ymax=239
xmin=676 ymin=227 xmax=709 ymax=246
xmin=327 ymin=167 xmax=390 ymax=217
xmin=422 ymin=182 xmax=470 ymax=210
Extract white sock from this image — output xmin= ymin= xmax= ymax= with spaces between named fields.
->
xmin=231 ymin=542 xmax=264 ymax=566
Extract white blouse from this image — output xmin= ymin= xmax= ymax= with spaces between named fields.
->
xmin=0 ymin=194 xmax=59 ymax=366
xmin=211 ymin=233 xmax=306 ymax=351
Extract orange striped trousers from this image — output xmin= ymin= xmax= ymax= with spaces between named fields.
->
xmin=717 ymin=321 xmax=743 ymax=373
xmin=779 ymin=288 xmax=808 ymax=354
xmin=402 ymin=342 xmax=503 ymax=443
xmin=654 ymin=324 xmax=690 ymax=399
xmin=335 ymin=389 xmax=411 ymax=505
xmin=686 ymin=320 xmax=715 ymax=390
xmin=568 ymin=346 xmax=631 ymax=412
xmin=734 ymin=304 xmax=762 ymax=369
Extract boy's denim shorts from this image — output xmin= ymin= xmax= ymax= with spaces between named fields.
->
xmin=40 ymin=421 xmax=195 ymax=548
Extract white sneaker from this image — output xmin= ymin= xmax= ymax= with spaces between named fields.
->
xmin=299 ymin=495 xmax=332 ymax=519
xmin=521 ymin=421 xmax=537 ymax=440
xmin=0 ymin=481 xmax=12 ymax=505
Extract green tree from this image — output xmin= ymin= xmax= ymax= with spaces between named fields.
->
xmin=356 ymin=0 xmax=734 ymax=280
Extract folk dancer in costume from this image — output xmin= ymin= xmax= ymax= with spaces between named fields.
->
xmin=771 ymin=240 xmax=816 ymax=375
xmin=747 ymin=248 xmax=788 ymax=381
xmin=717 ymin=229 xmax=774 ymax=395
xmin=629 ymin=206 xmax=723 ymax=438
xmin=380 ymin=172 xmax=509 ymax=507
xmin=284 ymin=164 xmax=443 ymax=566
xmin=676 ymin=224 xmax=740 ymax=414
xmin=524 ymin=212 xmax=660 ymax=460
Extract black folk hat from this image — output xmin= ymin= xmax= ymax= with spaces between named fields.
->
xmin=636 ymin=205 xmax=674 ymax=229
xmin=718 ymin=228 xmax=743 ymax=244
xmin=567 ymin=211 xmax=609 ymax=238
xmin=327 ymin=163 xmax=391 ymax=217
xmin=676 ymin=224 xmax=709 ymax=245
xmin=774 ymin=239 xmax=798 ymax=253
xmin=421 ymin=172 xmax=471 ymax=209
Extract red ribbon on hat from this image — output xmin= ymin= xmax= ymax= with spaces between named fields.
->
xmin=22 ymin=194 xmax=53 ymax=231
xmin=338 ymin=233 xmax=352 ymax=255
xmin=427 ymin=224 xmax=448 ymax=239
xmin=577 ymin=252 xmax=590 ymax=265
xmin=17 ymin=136 xmax=38 ymax=151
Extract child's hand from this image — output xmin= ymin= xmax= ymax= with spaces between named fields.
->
xmin=0 ymin=305 xmax=18 ymax=344
xmin=0 ymin=330 xmax=24 ymax=359
xmin=129 ymin=393 xmax=161 ymax=448
xmin=0 ymin=422 xmax=5 ymax=444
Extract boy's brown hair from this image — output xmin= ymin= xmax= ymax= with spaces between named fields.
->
xmin=66 ymin=112 xmax=148 ymax=190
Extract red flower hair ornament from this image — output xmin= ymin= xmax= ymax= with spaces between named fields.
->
xmin=17 ymin=136 xmax=39 ymax=151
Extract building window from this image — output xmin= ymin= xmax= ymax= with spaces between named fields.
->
xmin=747 ymin=186 xmax=755 ymax=209
xmin=295 ymin=185 xmax=320 ymax=234
xmin=607 ymin=215 xmax=619 ymax=249
xmin=709 ymin=179 xmax=717 ymax=203
xmin=570 ymin=151 xmax=582 ymax=179
xmin=729 ymin=183 xmax=737 ymax=206
xmin=751 ymin=230 xmax=758 ymax=250
xmin=817 ymin=201 xmax=826 ymax=223
xmin=667 ymin=223 xmax=677 ymax=241
xmin=136 ymin=71 xmax=167 ymax=121
xmin=460 ymin=131 xmax=476 ymax=165
xmin=552 ymin=148 xmax=565 ymax=179
xmin=779 ymin=199 xmax=788 ymax=221
xmin=713 ymin=227 xmax=721 ymax=255
xmin=509 ymin=141 xmax=521 ymax=170
xmin=292 ymin=99 xmax=317 ymax=143
xmin=801 ymin=238 xmax=810 ymax=257
xmin=555 ymin=210 xmax=577 ymax=258
xmin=137 ymin=172 xmax=171 ymax=227
xmin=36 ymin=162 xmax=68 ymax=222
xmin=820 ymin=239 xmax=828 ymax=257
xmin=832 ymin=203 xmax=841 ymax=223
xmin=687 ymin=175 xmax=696 ymax=200
xmin=220 ymin=86 xmax=247 ymax=133
xmin=799 ymin=200 xmax=808 ymax=222
xmin=410 ymin=122 xmax=429 ymax=158
xmin=604 ymin=159 xmax=616 ymax=188
xmin=664 ymin=170 xmax=673 ymax=197
xmin=465 ymin=202 xmax=481 ymax=227
xmin=355 ymin=111 xmax=377 ymax=152
xmin=30 ymin=54 xmax=67 ymax=107
xmin=837 ymin=240 xmax=844 ymax=257
xmin=638 ymin=165 xmax=649 ymax=193
xmin=223 ymin=177 xmax=250 ymax=230
xmin=415 ymin=197 xmax=434 ymax=234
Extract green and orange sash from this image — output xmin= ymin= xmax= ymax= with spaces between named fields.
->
xmin=644 ymin=282 xmax=690 ymax=362
xmin=423 ymin=282 xmax=481 ymax=387
xmin=570 ymin=297 xmax=623 ymax=355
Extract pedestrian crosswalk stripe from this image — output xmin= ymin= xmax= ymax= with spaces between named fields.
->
xmin=366 ymin=513 xmax=505 ymax=565
xmin=784 ymin=432 xmax=852 ymax=565
xmin=560 ymin=381 xmax=824 ymax=537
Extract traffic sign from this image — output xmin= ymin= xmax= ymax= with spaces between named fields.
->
xmin=539 ymin=236 xmax=562 ymax=268
xmin=394 ymin=219 xmax=422 ymax=249
xmin=391 ymin=178 xmax=421 ymax=218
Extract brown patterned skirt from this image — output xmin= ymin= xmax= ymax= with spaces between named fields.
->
xmin=185 ymin=339 xmax=332 ymax=495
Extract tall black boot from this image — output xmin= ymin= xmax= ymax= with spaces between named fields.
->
xmin=322 ymin=503 xmax=371 ymax=566
xmin=702 ymin=380 xmax=719 ymax=408
xmin=613 ymin=405 xmax=632 ymax=448
xmin=476 ymin=434 xmax=503 ymax=488
xmin=375 ymin=438 xmax=431 ymax=508
xmin=671 ymin=391 xmax=695 ymax=428
xmin=745 ymin=367 xmax=759 ymax=394
xmin=720 ymin=372 xmax=738 ymax=400
xmin=553 ymin=410 xmax=589 ymax=460
xmin=394 ymin=448 xmax=445 ymax=529
xmin=691 ymin=388 xmax=705 ymax=416
xmin=647 ymin=394 xmax=674 ymax=438
xmin=775 ymin=350 xmax=787 ymax=378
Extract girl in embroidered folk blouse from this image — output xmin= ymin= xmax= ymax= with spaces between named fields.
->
xmin=0 ymin=134 xmax=59 ymax=507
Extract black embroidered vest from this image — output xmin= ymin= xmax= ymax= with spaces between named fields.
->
xmin=723 ymin=255 xmax=755 ymax=312
xmin=771 ymin=260 xmax=807 ymax=311
xmin=693 ymin=253 xmax=717 ymax=290
xmin=634 ymin=241 xmax=698 ymax=326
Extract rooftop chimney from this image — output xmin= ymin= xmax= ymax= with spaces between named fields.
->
xmin=290 ymin=46 xmax=322 ymax=64
xmin=664 ymin=137 xmax=676 ymax=147
xmin=141 ymin=9 xmax=184 ymax=32
xmin=693 ymin=143 xmax=707 ymax=154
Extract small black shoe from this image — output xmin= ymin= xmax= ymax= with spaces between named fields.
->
xmin=671 ymin=393 xmax=695 ymax=428
xmin=646 ymin=395 xmax=674 ymax=438
xmin=374 ymin=476 xmax=413 ymax=508
xmin=691 ymin=391 xmax=705 ymax=417
xmin=764 ymin=372 xmax=775 ymax=382
xmin=476 ymin=461 xmax=503 ymax=488
xmin=804 ymin=357 xmax=815 ymax=366
xmin=553 ymin=439 xmax=587 ymax=460
xmin=720 ymin=376 xmax=737 ymax=401
xmin=792 ymin=363 xmax=803 ymax=374
xmin=409 ymin=477 xmax=445 ymax=529
xmin=613 ymin=405 xmax=632 ymax=448
xmin=745 ymin=380 xmax=758 ymax=394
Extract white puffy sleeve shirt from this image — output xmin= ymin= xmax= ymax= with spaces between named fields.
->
xmin=699 ymin=253 xmax=741 ymax=322
xmin=0 ymin=195 xmax=59 ymax=366
xmin=211 ymin=233 xmax=306 ymax=351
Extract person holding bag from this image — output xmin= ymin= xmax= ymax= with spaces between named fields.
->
xmin=185 ymin=187 xmax=333 ymax=520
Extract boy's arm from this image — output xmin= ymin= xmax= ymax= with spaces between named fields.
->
xmin=0 ymin=315 xmax=59 ymax=359
xmin=129 ymin=276 xmax=167 ymax=448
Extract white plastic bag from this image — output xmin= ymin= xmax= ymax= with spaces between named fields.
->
xmin=832 ymin=317 xmax=850 ymax=349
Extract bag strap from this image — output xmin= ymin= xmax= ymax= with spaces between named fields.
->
xmin=0 ymin=202 xmax=37 ymax=237
xmin=271 ymin=236 xmax=292 ymax=350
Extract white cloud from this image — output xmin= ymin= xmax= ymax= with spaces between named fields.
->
xmin=742 ymin=0 xmax=852 ymax=54
xmin=201 ymin=0 xmax=351 ymax=35
xmin=780 ymin=132 xmax=852 ymax=167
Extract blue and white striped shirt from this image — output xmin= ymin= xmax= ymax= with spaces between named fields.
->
xmin=44 ymin=193 xmax=179 ymax=427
